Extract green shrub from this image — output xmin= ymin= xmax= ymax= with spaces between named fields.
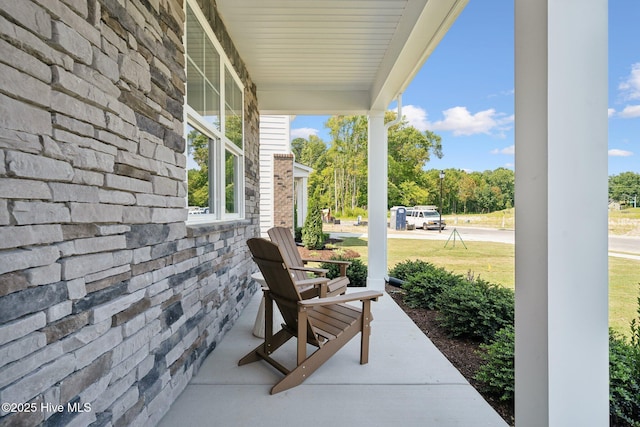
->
xmin=475 ymin=326 xmax=640 ymax=423
xmin=475 ymin=325 xmax=515 ymax=402
xmin=302 ymin=201 xmax=324 ymax=250
xmin=610 ymin=287 xmax=640 ymax=426
xmin=294 ymin=227 xmax=303 ymax=243
xmin=630 ymin=288 xmax=640 ymax=371
xmin=473 ymin=288 xmax=640 ymax=425
xmin=321 ymin=256 xmax=368 ymax=288
xmin=402 ymin=268 xmax=464 ymax=310
xmin=389 ymin=259 xmax=436 ymax=281
xmin=610 ymin=330 xmax=640 ymax=426
xmin=435 ymin=279 xmax=514 ymax=342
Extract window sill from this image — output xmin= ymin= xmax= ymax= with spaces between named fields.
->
xmin=186 ymin=218 xmax=252 ymax=237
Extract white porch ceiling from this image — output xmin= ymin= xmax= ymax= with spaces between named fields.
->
xmin=216 ymin=0 xmax=468 ymax=114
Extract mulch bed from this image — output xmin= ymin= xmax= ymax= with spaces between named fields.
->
xmin=297 ymin=238 xmax=360 ymax=261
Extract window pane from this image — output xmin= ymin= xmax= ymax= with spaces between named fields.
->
xmin=187 ymin=124 xmax=212 ymax=215
xmin=186 ymin=60 xmax=204 ymax=113
xmin=204 ymin=79 xmax=220 ymax=128
xmin=225 ymin=150 xmax=238 ymax=214
xmin=186 ymin=4 xmax=220 ymax=129
xmin=203 ymin=36 xmax=220 ymax=128
xmin=225 ymin=68 xmax=243 ymax=148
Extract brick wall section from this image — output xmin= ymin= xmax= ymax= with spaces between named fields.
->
xmin=0 ymin=1 xmax=259 ymax=426
xmin=273 ymin=154 xmax=294 ymax=230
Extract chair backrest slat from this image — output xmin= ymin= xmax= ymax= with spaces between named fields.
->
xmin=267 ymin=227 xmax=308 ymax=281
xmin=247 ymin=238 xmax=316 ymax=340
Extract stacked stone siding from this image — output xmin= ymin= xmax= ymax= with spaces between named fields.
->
xmin=0 ymin=1 xmax=259 ymax=426
xmin=273 ymin=154 xmax=294 ymax=230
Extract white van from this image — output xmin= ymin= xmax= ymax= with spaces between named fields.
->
xmin=406 ymin=206 xmax=446 ymax=230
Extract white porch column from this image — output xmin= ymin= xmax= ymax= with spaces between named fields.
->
xmin=514 ymin=1 xmax=608 ymax=426
xmin=297 ymin=176 xmax=308 ymax=228
xmin=367 ymin=111 xmax=387 ymax=291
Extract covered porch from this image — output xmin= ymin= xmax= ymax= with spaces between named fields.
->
xmin=217 ymin=0 xmax=610 ymax=423
xmin=0 ymin=0 xmax=609 ymax=425
xmin=159 ymin=289 xmax=508 ymax=426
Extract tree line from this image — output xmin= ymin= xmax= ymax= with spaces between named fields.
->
xmin=292 ymin=114 xmax=515 ymax=216
xmin=609 ymin=171 xmax=640 ymax=207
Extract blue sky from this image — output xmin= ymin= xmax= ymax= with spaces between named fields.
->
xmin=291 ymin=1 xmax=640 ymax=176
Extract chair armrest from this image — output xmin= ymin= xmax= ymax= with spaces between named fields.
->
xmin=298 ymin=291 xmax=383 ymax=308
xmin=301 ymin=259 xmax=351 ymax=277
xmin=289 ymin=266 xmax=329 ymax=277
xmin=302 ymin=258 xmax=351 ymax=267
xmin=293 ymin=277 xmax=330 ymax=288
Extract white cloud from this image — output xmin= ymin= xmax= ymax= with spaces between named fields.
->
xmin=290 ymin=127 xmax=318 ymax=139
xmin=491 ymin=145 xmax=515 ymax=155
xmin=619 ymin=63 xmax=640 ymax=100
xmin=619 ymin=105 xmax=640 ymax=118
xmin=395 ymin=104 xmax=514 ymax=137
xmin=429 ymin=106 xmax=513 ymax=136
xmin=401 ymin=105 xmax=429 ymax=131
xmin=608 ymin=149 xmax=634 ymax=157
xmin=488 ymin=89 xmax=515 ymax=99
xmin=608 ymin=108 xmax=616 ymax=117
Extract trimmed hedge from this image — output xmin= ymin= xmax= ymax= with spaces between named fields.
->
xmin=475 ymin=325 xmax=514 ymax=402
xmin=321 ymin=256 xmax=368 ymax=288
xmin=390 ymin=260 xmax=465 ymax=310
xmin=402 ymin=268 xmax=465 ymax=310
xmin=473 ymin=290 xmax=640 ymax=426
xmin=435 ymin=278 xmax=514 ymax=343
xmin=389 ymin=259 xmax=437 ymax=281
xmin=610 ymin=330 xmax=640 ymax=426
xmin=610 ymin=291 xmax=640 ymax=426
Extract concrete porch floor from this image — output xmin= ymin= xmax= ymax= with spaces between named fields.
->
xmin=158 ymin=289 xmax=509 ymax=427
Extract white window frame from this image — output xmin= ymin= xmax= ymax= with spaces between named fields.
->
xmin=185 ymin=0 xmax=245 ymax=223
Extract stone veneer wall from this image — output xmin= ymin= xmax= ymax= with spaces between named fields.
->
xmin=0 ymin=0 xmax=259 ymax=426
xmin=272 ymin=154 xmax=294 ymax=230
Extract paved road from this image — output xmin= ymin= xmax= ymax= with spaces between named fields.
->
xmin=330 ymin=226 xmax=640 ymax=260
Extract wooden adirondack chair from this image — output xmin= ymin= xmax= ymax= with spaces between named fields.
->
xmin=267 ymin=226 xmax=350 ymax=297
xmin=240 ymin=238 xmax=383 ymax=394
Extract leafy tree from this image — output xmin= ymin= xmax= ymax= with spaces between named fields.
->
xmin=292 ymin=135 xmax=327 ymax=169
xmin=291 ymin=137 xmax=306 ymax=162
xmin=188 ymin=168 xmax=208 ymax=207
xmin=486 ymin=168 xmax=514 ymax=209
xmin=609 ymin=172 xmax=640 ymax=205
xmin=458 ymin=172 xmax=479 ymax=213
xmin=292 ymin=115 xmax=522 ymax=216
xmin=387 ymin=112 xmax=442 ymax=207
xmin=326 ymin=115 xmax=369 ymax=213
xmin=187 ymin=130 xmax=209 ymax=207
xmin=397 ymin=181 xmax=429 ymax=207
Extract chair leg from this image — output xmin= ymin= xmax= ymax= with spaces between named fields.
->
xmin=297 ymin=310 xmax=308 ymax=365
xmin=239 ymin=329 xmax=292 ymax=366
xmin=360 ymin=300 xmax=372 ymax=364
xmin=271 ymin=322 xmax=361 ymax=394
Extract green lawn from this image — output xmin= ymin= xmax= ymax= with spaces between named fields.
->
xmin=608 ymin=207 xmax=640 ymax=235
xmin=335 ymin=237 xmax=640 ymax=336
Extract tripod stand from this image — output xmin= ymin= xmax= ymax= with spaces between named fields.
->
xmin=444 ymin=228 xmax=467 ymax=249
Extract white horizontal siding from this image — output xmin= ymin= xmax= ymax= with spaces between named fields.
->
xmin=259 ymin=115 xmax=292 ymax=236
